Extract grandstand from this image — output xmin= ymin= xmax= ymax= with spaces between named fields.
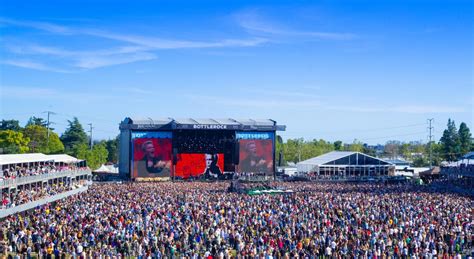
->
xmin=0 ymin=153 xmax=92 ymax=217
xmin=441 ymin=152 xmax=474 ymax=188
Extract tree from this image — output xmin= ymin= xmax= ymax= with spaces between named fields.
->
xmin=412 ymin=156 xmax=428 ymax=167
xmin=61 ymin=117 xmax=88 ymax=155
xmin=384 ymin=140 xmax=401 ymax=159
xmin=428 ymin=142 xmax=443 ymax=166
xmin=73 ymin=143 xmax=89 ymax=161
xmin=0 ymin=120 xmax=22 ymax=131
xmin=362 ymin=145 xmax=376 ymax=157
xmin=23 ymin=125 xmax=64 ymax=154
xmin=458 ymin=122 xmax=472 ymax=155
xmin=88 ymin=143 xmax=108 ymax=169
xmin=99 ymin=137 xmax=119 ymax=163
xmin=75 ymin=142 xmax=108 ymax=170
xmin=439 ymin=119 xmax=461 ymax=162
xmin=345 ymin=139 xmax=364 ymax=152
xmin=0 ymin=130 xmax=30 ymax=154
xmin=399 ymin=143 xmax=411 ymax=159
xmin=26 ymin=116 xmax=49 ymax=128
xmin=333 ymin=141 xmax=343 ymax=151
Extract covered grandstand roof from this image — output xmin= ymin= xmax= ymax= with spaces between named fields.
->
xmin=297 ymin=151 xmax=393 ymax=173
xmin=0 ymin=153 xmax=82 ymax=166
xmin=120 ymin=117 xmax=285 ymax=131
xmin=0 ymin=153 xmax=52 ymax=165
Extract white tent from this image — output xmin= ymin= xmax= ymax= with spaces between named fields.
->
xmin=296 ymin=151 xmax=394 ymax=178
xmin=46 ymin=154 xmax=83 ymax=164
xmin=94 ymin=164 xmax=119 ymax=174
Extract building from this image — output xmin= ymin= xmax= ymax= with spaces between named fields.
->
xmin=297 ymin=151 xmax=395 ymax=179
xmin=119 ymin=117 xmax=286 ymax=180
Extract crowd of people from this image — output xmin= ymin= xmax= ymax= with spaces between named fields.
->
xmin=1 ymin=183 xmax=83 ymax=209
xmin=1 ymin=165 xmax=86 ymax=180
xmin=443 ymin=164 xmax=474 ymax=175
xmin=0 ymin=181 xmax=471 ymax=257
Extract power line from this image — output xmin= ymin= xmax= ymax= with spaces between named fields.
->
xmin=88 ymin=123 xmax=93 ymax=150
xmin=43 ymin=111 xmax=56 ymax=146
xmin=284 ymin=123 xmax=426 ymax=134
xmin=427 ymin=118 xmax=434 ymax=168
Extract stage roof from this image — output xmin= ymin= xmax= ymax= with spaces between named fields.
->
xmin=120 ymin=117 xmax=286 ymax=131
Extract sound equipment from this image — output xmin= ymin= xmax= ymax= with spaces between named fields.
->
xmin=172 ymin=148 xmax=178 ymax=165
xmin=233 ymin=140 xmax=240 ymax=165
xmin=278 ymin=151 xmax=283 ymax=167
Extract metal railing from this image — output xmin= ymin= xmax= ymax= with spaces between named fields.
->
xmin=0 ymin=186 xmax=89 ymax=218
xmin=0 ymin=169 xmax=91 ymax=189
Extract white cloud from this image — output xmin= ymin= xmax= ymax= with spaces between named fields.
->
xmin=0 ymin=18 xmax=71 ymax=34
xmin=1 ymin=60 xmax=72 ymax=73
xmin=83 ymin=29 xmax=267 ymax=49
xmin=235 ymin=10 xmax=356 ymax=40
xmin=187 ymin=93 xmax=465 ymax=114
xmin=75 ymin=52 xmax=157 ymax=69
xmin=1 ymin=17 xmax=268 ymax=71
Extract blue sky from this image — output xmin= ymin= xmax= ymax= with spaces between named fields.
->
xmin=0 ymin=0 xmax=472 ymax=144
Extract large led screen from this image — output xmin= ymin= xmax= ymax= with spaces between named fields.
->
xmin=236 ymin=132 xmax=274 ymax=174
xmin=132 ymin=132 xmax=172 ymax=178
xmin=175 ymin=153 xmax=224 ymax=179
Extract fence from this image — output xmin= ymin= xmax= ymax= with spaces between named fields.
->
xmin=0 ymin=169 xmax=91 ymax=189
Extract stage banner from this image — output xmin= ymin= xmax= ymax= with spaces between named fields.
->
xmin=236 ymin=132 xmax=274 ymax=174
xmin=131 ymin=131 xmax=172 ymax=178
xmin=175 ymin=153 xmax=224 ymax=179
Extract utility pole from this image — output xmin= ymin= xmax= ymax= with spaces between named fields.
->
xmin=43 ymin=111 xmax=56 ymax=146
xmin=88 ymin=123 xmax=94 ymax=150
xmin=427 ymin=118 xmax=434 ymax=168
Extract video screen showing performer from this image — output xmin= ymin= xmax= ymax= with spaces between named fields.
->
xmin=239 ymin=140 xmax=273 ymax=173
xmin=236 ymin=132 xmax=274 ymax=174
xmin=175 ymin=153 xmax=224 ymax=179
xmin=132 ymin=132 xmax=172 ymax=178
xmin=203 ymin=154 xmax=223 ymax=179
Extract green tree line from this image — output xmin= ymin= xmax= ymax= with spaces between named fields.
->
xmin=276 ymin=119 xmax=472 ymax=166
xmin=1 ymin=117 xmax=472 ymax=169
xmin=0 ymin=117 xmax=118 ymax=170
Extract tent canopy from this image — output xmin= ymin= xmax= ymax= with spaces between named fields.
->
xmin=46 ymin=154 xmax=83 ymax=164
xmin=297 ymin=151 xmax=393 ymax=173
xmin=94 ymin=164 xmax=119 ymax=174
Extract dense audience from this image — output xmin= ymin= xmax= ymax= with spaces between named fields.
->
xmin=443 ymin=164 xmax=474 ymax=175
xmin=1 ymin=165 xmax=86 ymax=180
xmin=0 ymin=182 xmax=471 ymax=257
xmin=1 ymin=184 xmax=83 ymax=209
